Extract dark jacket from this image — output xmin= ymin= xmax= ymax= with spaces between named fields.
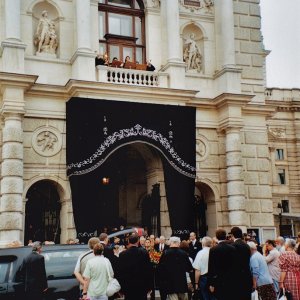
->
xmin=118 ymin=246 xmax=153 ymax=294
xmin=158 ymin=247 xmax=193 ymax=294
xmin=188 ymin=239 xmax=202 ymax=260
xmin=154 ymin=243 xmax=169 ymax=252
xmin=19 ymin=251 xmax=48 ymax=294
xmin=207 ymin=241 xmax=237 ymax=300
xmin=232 ymin=239 xmax=252 ymax=300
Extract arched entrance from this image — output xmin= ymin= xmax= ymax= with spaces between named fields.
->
xmin=25 ymin=180 xmax=61 ymax=244
xmin=195 ymin=182 xmax=217 ymax=237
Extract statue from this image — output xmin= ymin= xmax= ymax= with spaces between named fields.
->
xmin=183 ymin=33 xmax=202 ymax=72
xmin=34 ymin=10 xmax=58 ymax=55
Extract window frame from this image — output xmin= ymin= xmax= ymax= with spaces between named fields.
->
xmin=98 ymin=0 xmax=145 ymax=63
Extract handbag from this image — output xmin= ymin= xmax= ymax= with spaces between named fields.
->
xmin=278 ymin=288 xmax=292 ymax=300
xmin=105 ymin=259 xmax=121 ymax=297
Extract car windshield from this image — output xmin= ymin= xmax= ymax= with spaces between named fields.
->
xmin=42 ymin=249 xmax=85 ymax=279
xmin=0 ymin=262 xmax=9 ymax=283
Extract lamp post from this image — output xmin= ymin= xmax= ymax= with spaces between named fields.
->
xmin=277 ymin=203 xmax=283 ymax=236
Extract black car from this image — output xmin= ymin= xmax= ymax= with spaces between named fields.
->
xmin=0 ymin=243 xmax=88 ymax=300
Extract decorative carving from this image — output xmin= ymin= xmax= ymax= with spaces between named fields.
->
xmin=183 ymin=33 xmax=202 ymax=72
xmin=196 ymin=137 xmax=209 ymax=161
xmin=32 ymin=127 xmax=62 ymax=157
xmin=180 ymin=0 xmax=214 ymax=14
xmin=145 ymin=0 xmax=160 ymax=9
xmin=268 ymin=128 xmax=286 ymax=139
xmin=34 ymin=10 xmax=58 ymax=56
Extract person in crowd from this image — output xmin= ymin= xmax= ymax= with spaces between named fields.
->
xmin=193 ymin=236 xmax=215 ymax=300
xmin=248 ymin=241 xmax=277 ymax=300
xmin=82 ymin=243 xmax=114 ymax=300
xmin=211 ymin=237 xmax=218 ymax=247
xmin=180 ymin=241 xmax=194 ymax=300
xmin=145 ymin=239 xmax=152 ymax=252
xmin=188 ymin=232 xmax=202 ymax=261
xmin=121 ymin=55 xmax=131 ymax=67
xmin=230 ymin=227 xmax=252 ymax=300
xmin=296 ymin=232 xmax=300 ymax=251
xmin=99 ymin=232 xmax=115 ymax=262
xmin=118 ymin=233 xmax=153 ymax=300
xmin=264 ymin=240 xmax=280 ymax=294
xmin=158 ymin=236 xmax=193 ymax=300
xmin=19 ymin=241 xmax=48 ymax=300
xmin=139 ymin=235 xmax=146 ymax=248
xmin=74 ymin=237 xmax=100 ymax=298
xmin=207 ymin=229 xmax=236 ymax=300
xmin=154 ymin=235 xmax=169 ymax=253
xmin=279 ymin=238 xmax=300 ymax=300
xmin=146 ymin=60 xmax=156 ymax=71
xmin=95 ymin=52 xmax=109 ymax=66
xmin=275 ymin=236 xmax=286 ymax=253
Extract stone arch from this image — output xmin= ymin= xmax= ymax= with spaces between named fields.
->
xmin=27 ymin=0 xmax=64 ymax=20
xmin=23 ymin=175 xmax=71 ymax=202
xmin=180 ymin=21 xmax=207 ymax=39
xmin=195 ymin=180 xmax=218 ymax=237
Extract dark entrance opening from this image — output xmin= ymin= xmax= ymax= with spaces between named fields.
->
xmin=25 ymin=180 xmax=61 ymax=244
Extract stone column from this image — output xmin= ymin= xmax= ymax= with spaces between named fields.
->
xmin=160 ymin=0 xmax=186 ymax=89
xmin=0 ymin=113 xmax=24 ymax=246
xmin=225 ymin=127 xmax=247 ymax=230
xmin=214 ymin=0 xmax=235 ymax=68
xmin=71 ymin=0 xmax=96 ymax=81
xmin=1 ymin=0 xmax=26 ymax=73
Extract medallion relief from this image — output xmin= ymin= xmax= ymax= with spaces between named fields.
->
xmin=32 ymin=127 xmax=62 ymax=157
xmin=196 ymin=138 xmax=209 ymax=161
xmin=268 ymin=127 xmax=286 ymax=139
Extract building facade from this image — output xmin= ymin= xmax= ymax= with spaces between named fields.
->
xmin=0 ymin=0 xmax=299 ymax=246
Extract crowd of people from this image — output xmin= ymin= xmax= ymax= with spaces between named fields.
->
xmin=18 ymin=229 xmax=300 ymax=300
xmin=95 ymin=52 xmax=156 ymax=71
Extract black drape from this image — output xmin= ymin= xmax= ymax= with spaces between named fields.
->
xmin=66 ymin=97 xmax=196 ymax=239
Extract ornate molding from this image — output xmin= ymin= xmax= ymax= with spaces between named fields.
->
xmin=179 ymin=0 xmax=214 ymax=14
xmin=268 ymin=127 xmax=286 ymax=139
xmin=32 ymin=126 xmax=62 ymax=157
xmin=144 ymin=0 xmax=160 ymax=9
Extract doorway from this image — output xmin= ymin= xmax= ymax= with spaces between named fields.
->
xmin=25 ymin=180 xmax=61 ymax=244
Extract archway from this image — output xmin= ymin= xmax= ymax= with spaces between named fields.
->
xmin=25 ymin=180 xmax=61 ymax=244
xmin=195 ymin=182 xmax=217 ymax=237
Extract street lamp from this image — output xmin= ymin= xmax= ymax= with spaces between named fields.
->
xmin=277 ymin=202 xmax=283 ymax=236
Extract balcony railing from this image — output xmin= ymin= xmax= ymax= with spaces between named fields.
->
xmin=97 ymin=65 xmax=168 ymax=87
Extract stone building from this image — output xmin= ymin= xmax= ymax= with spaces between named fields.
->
xmin=0 ymin=0 xmax=299 ymax=246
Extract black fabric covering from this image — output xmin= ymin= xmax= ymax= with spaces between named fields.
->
xmin=66 ymin=97 xmax=196 ymax=239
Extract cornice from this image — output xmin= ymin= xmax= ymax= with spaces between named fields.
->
xmin=242 ymin=103 xmax=276 ymax=117
xmin=64 ymin=79 xmax=197 ymax=104
xmin=266 ymin=100 xmax=300 ymax=112
xmin=0 ymin=72 xmax=38 ymax=91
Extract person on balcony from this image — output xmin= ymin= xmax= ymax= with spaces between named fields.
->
xmin=95 ymin=52 xmax=109 ymax=66
xmin=146 ymin=60 xmax=156 ymax=71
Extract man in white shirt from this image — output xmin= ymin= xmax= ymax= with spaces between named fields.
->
xmin=193 ymin=236 xmax=214 ymax=300
xmin=275 ymin=236 xmax=285 ymax=253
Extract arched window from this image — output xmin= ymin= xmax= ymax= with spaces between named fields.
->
xmin=98 ymin=0 xmax=145 ymax=63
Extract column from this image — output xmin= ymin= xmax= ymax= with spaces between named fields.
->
xmin=215 ymin=0 xmax=235 ymax=68
xmin=72 ymin=0 xmax=96 ymax=81
xmin=0 ymin=113 xmax=24 ymax=246
xmin=5 ymin=0 xmax=21 ymax=40
xmin=225 ymin=127 xmax=247 ymax=230
xmin=2 ymin=0 xmax=26 ymax=73
xmin=76 ymin=0 xmax=91 ymax=51
xmin=160 ymin=0 xmax=186 ymax=89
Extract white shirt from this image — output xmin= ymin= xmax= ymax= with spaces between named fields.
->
xmin=193 ymin=246 xmax=210 ymax=275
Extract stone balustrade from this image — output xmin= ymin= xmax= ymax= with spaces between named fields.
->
xmin=97 ymin=65 xmax=168 ymax=87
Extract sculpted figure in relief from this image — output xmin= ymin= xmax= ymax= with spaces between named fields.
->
xmin=184 ymin=33 xmax=202 ymax=72
xmin=34 ymin=10 xmax=58 ymax=55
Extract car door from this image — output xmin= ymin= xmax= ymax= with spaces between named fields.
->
xmin=0 ymin=259 xmax=10 ymax=296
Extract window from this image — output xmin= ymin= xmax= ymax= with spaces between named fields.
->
xmin=42 ymin=249 xmax=85 ymax=279
xmin=0 ymin=262 xmax=9 ymax=284
xmin=98 ymin=0 xmax=145 ymax=63
xmin=277 ymin=169 xmax=286 ymax=185
xmin=281 ymin=200 xmax=289 ymax=213
xmin=275 ymin=149 xmax=284 ymax=160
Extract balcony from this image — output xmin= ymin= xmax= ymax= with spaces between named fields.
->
xmin=97 ymin=65 xmax=168 ymax=88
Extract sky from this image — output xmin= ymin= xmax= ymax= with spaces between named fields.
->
xmin=260 ymin=0 xmax=300 ymax=88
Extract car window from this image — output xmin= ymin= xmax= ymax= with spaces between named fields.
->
xmin=42 ymin=249 xmax=85 ymax=279
xmin=0 ymin=262 xmax=9 ymax=283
